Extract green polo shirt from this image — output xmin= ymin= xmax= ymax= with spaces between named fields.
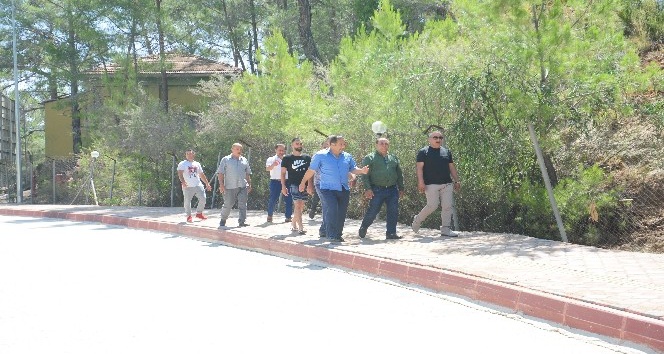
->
xmin=361 ymin=151 xmax=404 ymax=191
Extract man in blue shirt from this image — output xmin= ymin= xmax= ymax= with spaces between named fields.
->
xmin=299 ymin=135 xmax=369 ymax=242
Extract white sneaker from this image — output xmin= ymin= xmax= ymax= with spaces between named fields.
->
xmin=441 ymin=227 xmax=459 ymax=237
xmin=411 ymin=215 xmax=421 ymax=233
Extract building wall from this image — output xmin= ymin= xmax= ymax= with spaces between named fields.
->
xmin=44 ymin=99 xmax=73 ymax=158
xmin=44 ymin=79 xmax=209 ymax=157
xmin=1 ymin=94 xmax=17 ymax=163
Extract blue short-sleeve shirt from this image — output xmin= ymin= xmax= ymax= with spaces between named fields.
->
xmin=310 ymin=150 xmax=357 ymax=191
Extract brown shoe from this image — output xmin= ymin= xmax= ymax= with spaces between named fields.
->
xmin=267 ymin=216 xmax=273 ymax=222
xmin=284 ymin=218 xmax=292 ymax=223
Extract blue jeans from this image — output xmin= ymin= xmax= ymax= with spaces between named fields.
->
xmin=360 ymin=186 xmax=399 ymax=235
xmin=267 ymin=179 xmax=292 ymax=218
xmin=319 ymin=188 xmax=350 ymax=239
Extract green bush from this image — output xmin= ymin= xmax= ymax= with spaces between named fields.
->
xmin=554 ymin=164 xmax=624 ymax=246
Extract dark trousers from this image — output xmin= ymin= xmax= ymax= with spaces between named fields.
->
xmin=319 ymin=188 xmax=350 ymax=239
xmin=314 ymin=185 xmax=325 ymax=236
xmin=308 ymin=188 xmax=321 ymax=219
xmin=360 ymin=186 xmax=399 ymax=235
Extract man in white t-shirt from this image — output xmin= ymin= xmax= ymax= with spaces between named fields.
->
xmin=265 ymin=143 xmax=292 ymax=223
xmin=177 ymin=149 xmax=212 ymax=223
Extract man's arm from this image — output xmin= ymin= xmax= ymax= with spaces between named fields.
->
xmin=396 ymin=159 xmax=405 ymax=198
xmin=450 ymin=162 xmax=461 ymax=191
xmin=177 ymin=170 xmax=186 ymax=187
xmin=298 ymin=169 xmax=316 ymax=192
xmin=281 ymin=166 xmax=289 ymax=196
xmin=246 ymin=173 xmax=252 ymax=192
xmin=266 ymin=157 xmax=279 ymax=171
xmin=199 ymin=172 xmax=212 ymax=191
xmin=217 ymin=172 xmax=225 ymax=193
xmin=361 ymin=155 xmax=372 ymax=190
xmin=352 ymin=166 xmax=369 ymax=175
xmin=416 ymin=161 xmax=425 ymax=193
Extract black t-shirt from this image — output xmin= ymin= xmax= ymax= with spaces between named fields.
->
xmin=281 ymin=154 xmax=311 ymax=185
xmin=416 ymin=146 xmax=454 ymax=185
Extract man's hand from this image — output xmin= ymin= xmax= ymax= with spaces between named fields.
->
xmin=205 ymin=183 xmax=212 ymax=191
xmin=282 ymin=186 xmax=289 ymax=196
xmin=219 ymin=185 xmax=226 ymax=194
xmin=418 ymin=181 xmax=426 ymax=194
xmin=364 ymin=190 xmax=374 ymax=199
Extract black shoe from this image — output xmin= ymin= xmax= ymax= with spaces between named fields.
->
xmin=238 ymin=222 xmax=249 ymax=227
xmin=358 ymin=227 xmax=367 ymax=238
xmin=219 ymin=219 xmax=226 ymax=227
xmin=386 ymin=233 xmax=402 ymax=240
xmin=319 ymin=233 xmax=327 ymax=238
xmin=284 ymin=218 xmax=292 ymax=223
xmin=328 ymin=237 xmax=345 ymax=243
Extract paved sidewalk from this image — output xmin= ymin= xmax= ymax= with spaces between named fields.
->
xmin=1 ymin=204 xmax=663 ymax=352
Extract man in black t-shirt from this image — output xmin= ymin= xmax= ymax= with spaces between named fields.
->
xmin=412 ymin=131 xmax=461 ymax=237
xmin=281 ymin=137 xmax=313 ymax=234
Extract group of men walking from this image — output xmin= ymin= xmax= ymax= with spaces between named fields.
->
xmin=177 ymin=131 xmax=461 ymax=242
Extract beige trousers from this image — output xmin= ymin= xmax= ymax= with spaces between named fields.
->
xmin=414 ymin=183 xmax=454 ymax=228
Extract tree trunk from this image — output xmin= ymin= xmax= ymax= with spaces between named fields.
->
xmin=155 ymin=0 xmax=168 ymax=112
xmin=276 ymin=0 xmax=294 ymax=54
xmin=220 ymin=0 xmax=246 ymax=71
xmin=248 ymin=0 xmax=259 ymax=72
xmin=67 ymin=14 xmax=82 ymax=154
xmin=297 ymin=0 xmax=321 ymax=64
xmin=48 ymin=73 xmax=58 ymax=100
xmin=248 ymin=31 xmax=254 ymax=74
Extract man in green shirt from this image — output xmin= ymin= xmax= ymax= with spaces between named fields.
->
xmin=358 ymin=137 xmax=405 ymax=240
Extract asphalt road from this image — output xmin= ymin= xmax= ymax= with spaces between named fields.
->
xmin=0 ymin=216 xmax=653 ymax=354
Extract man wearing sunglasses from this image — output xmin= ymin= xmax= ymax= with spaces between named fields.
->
xmin=412 ymin=131 xmax=461 ymax=237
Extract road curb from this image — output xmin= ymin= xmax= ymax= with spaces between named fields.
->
xmin=2 ymin=207 xmax=662 ymax=352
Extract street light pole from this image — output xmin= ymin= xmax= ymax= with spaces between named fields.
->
xmin=90 ymin=151 xmax=99 ymax=206
xmin=12 ymin=0 xmax=22 ymax=203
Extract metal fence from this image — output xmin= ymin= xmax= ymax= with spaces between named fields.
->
xmin=3 ymin=138 xmax=663 ymax=253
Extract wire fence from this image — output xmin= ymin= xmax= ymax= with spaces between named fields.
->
xmin=1 ymin=137 xmax=662 ymax=253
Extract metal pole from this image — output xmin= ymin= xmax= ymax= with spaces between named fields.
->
xmin=12 ymin=0 xmax=22 ymax=203
xmin=29 ymin=158 xmax=33 ymax=204
xmin=52 ymin=160 xmax=56 ymax=203
xmin=170 ymin=154 xmax=175 ymax=207
xmin=138 ymin=158 xmax=143 ymax=206
xmin=211 ymin=150 xmax=222 ymax=208
xmin=109 ymin=157 xmax=116 ymax=201
xmin=528 ymin=123 xmax=568 ymax=242
xmin=90 ymin=156 xmax=98 ymax=206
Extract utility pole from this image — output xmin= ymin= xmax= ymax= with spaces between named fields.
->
xmin=12 ymin=0 xmax=22 ymax=203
